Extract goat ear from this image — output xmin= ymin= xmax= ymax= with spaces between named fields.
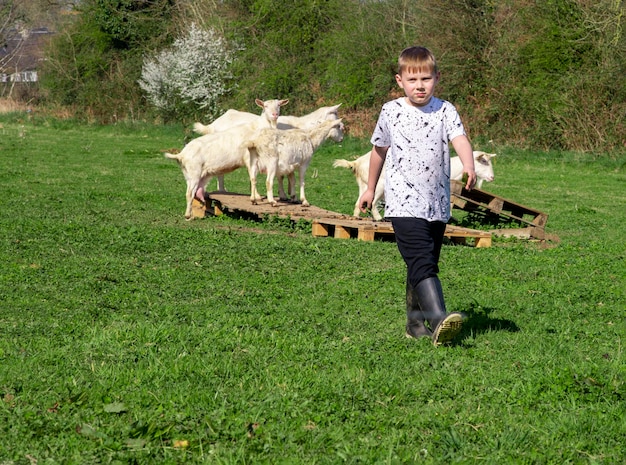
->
xmin=255 ymin=98 xmax=264 ymax=107
xmin=279 ymin=99 xmax=289 ymax=107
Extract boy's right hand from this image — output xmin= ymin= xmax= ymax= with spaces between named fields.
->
xmin=359 ymin=190 xmax=374 ymax=213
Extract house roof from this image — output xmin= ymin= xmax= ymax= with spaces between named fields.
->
xmin=0 ymin=27 xmax=55 ymax=73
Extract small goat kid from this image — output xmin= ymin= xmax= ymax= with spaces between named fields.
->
xmin=333 ymin=150 xmax=496 ymax=221
xmin=245 ymin=118 xmax=344 ymax=207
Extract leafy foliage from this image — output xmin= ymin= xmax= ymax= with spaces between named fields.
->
xmin=138 ymin=24 xmax=235 ymax=122
xmin=221 ymin=0 xmax=341 ymax=109
xmin=9 ymin=0 xmax=626 ymax=152
xmin=88 ymin=0 xmax=174 ymax=49
xmin=39 ymin=0 xmax=174 ymax=121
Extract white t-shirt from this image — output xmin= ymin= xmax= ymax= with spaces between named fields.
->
xmin=371 ymin=97 xmax=466 ymax=221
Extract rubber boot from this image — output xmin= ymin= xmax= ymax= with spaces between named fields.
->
xmin=406 ymin=281 xmax=432 ymax=339
xmin=415 ymin=277 xmax=463 ymax=346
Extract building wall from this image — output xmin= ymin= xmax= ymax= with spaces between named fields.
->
xmin=0 ymin=28 xmax=53 ymax=83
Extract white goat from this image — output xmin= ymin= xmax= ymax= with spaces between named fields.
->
xmin=164 ymin=132 xmax=254 ymax=219
xmin=333 ymin=150 xmax=497 ymax=221
xmin=193 ymin=103 xmax=342 ymax=194
xmin=272 ymin=104 xmax=343 ymax=199
xmin=244 ymin=118 xmax=344 ymax=207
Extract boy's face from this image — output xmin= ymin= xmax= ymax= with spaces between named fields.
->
xmin=395 ymin=68 xmax=440 ymax=107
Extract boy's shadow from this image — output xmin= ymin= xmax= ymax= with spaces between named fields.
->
xmin=456 ymin=302 xmax=520 ymax=344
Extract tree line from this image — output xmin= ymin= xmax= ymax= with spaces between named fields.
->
xmin=3 ymin=0 xmax=625 ymax=154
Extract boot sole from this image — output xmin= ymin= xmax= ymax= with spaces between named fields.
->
xmin=432 ymin=313 xmax=463 ymax=346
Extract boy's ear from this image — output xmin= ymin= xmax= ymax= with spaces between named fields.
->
xmin=395 ymin=74 xmax=403 ymax=86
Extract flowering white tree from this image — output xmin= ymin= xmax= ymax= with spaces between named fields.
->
xmin=139 ymin=24 xmax=235 ymax=121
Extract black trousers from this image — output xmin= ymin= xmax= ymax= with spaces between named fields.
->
xmin=390 ymin=217 xmax=446 ymax=288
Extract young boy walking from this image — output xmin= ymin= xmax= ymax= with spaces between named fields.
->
xmin=359 ymin=46 xmax=477 ymax=346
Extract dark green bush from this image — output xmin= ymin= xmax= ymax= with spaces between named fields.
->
xmin=91 ymin=0 xmax=174 ymax=49
xmin=40 ymin=0 xmax=174 ymax=122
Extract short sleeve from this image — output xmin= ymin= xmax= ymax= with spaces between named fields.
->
xmin=444 ymin=102 xmax=466 ymax=142
xmin=370 ymin=102 xmax=394 ymax=147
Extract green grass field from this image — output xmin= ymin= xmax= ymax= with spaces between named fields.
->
xmin=1 ymin=115 xmax=625 ymax=464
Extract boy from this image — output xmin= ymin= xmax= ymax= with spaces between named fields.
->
xmin=358 ymin=46 xmax=477 ymax=346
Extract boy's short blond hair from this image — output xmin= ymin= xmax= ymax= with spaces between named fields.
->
xmin=398 ymin=46 xmax=438 ymax=75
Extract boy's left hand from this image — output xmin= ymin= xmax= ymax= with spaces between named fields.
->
xmin=464 ymin=170 xmax=477 ymax=190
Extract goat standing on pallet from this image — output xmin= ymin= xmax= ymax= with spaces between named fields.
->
xmin=244 ymin=119 xmax=344 ymax=207
xmin=358 ymin=46 xmax=477 ymax=347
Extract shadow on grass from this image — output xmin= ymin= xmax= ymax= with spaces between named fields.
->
xmin=456 ymin=302 xmax=520 ymax=344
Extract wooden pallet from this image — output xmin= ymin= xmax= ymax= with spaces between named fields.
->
xmin=196 ymin=193 xmax=492 ymax=247
xmin=312 ymin=218 xmax=492 ymax=247
xmin=450 ymin=181 xmax=548 ymax=239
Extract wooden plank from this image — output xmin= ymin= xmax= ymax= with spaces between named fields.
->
xmin=491 ymin=228 xmax=532 ymax=239
xmin=452 ymin=197 xmax=468 ymax=209
xmin=206 ymin=192 xmax=351 ymax=222
xmin=212 ymin=199 xmax=225 ymax=216
xmin=488 ymin=197 xmax=504 ymax=212
xmin=334 ymin=225 xmax=352 ymax=239
xmin=531 ymin=212 xmax=549 ymax=227
xmin=311 ymin=222 xmax=330 ymax=237
xmin=358 ymin=228 xmax=376 ymax=241
xmin=192 ymin=198 xmax=207 ymax=218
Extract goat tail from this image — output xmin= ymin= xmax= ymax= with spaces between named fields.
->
xmin=332 ymin=158 xmax=355 ymax=172
xmin=193 ymin=122 xmax=213 ymax=135
xmin=164 ymin=152 xmax=182 ymax=161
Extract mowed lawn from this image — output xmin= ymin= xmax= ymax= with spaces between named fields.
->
xmin=0 ymin=116 xmax=625 ymax=464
